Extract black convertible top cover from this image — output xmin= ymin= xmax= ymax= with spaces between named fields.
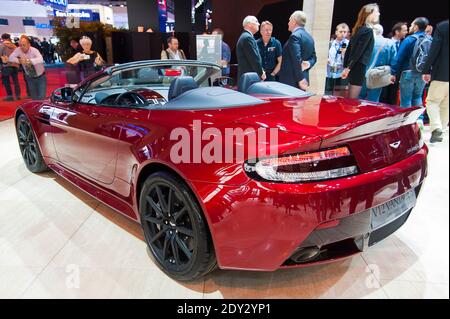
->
xmin=159 ymin=87 xmax=267 ymax=110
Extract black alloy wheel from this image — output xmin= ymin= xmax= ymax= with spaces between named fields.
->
xmin=139 ymin=172 xmax=216 ymax=281
xmin=16 ymin=114 xmax=48 ymax=173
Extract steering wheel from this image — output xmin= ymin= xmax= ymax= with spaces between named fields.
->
xmin=113 ymin=91 xmax=148 ymax=107
xmin=213 ymin=76 xmax=235 ymax=89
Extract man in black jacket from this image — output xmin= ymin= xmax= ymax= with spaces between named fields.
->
xmin=422 ymin=20 xmax=449 ymax=143
xmin=279 ymin=10 xmax=317 ymax=90
xmin=236 ymin=16 xmax=265 ymax=84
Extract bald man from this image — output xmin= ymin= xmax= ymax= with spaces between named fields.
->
xmin=9 ymin=36 xmax=46 ymax=100
xmin=236 ymin=15 xmax=266 ymax=84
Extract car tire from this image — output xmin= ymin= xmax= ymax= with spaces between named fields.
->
xmin=16 ymin=114 xmax=49 ymax=173
xmin=139 ymin=171 xmax=217 ymax=281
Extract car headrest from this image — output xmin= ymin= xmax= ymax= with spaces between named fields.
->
xmin=168 ymin=76 xmax=198 ymax=100
xmin=95 ymin=92 xmax=109 ymax=105
xmin=138 ymin=68 xmax=158 ymax=78
xmin=238 ymin=72 xmax=261 ymax=93
xmin=137 ymin=68 xmax=159 ymax=83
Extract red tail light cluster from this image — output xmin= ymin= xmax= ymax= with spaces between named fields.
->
xmin=244 ymin=146 xmax=359 ymax=183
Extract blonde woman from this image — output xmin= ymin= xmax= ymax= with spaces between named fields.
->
xmin=67 ymin=36 xmax=105 ymax=79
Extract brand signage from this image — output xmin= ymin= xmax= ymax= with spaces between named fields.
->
xmin=54 ymin=9 xmax=99 ymax=22
xmin=40 ymin=0 xmax=68 ymax=11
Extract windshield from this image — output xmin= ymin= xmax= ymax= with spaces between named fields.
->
xmin=77 ymin=62 xmax=221 ymax=105
xmin=91 ymin=64 xmax=218 ymax=91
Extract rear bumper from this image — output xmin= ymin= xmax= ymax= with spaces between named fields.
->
xmin=192 ymin=146 xmax=428 ymax=271
xmin=281 ymin=194 xmax=418 ymax=268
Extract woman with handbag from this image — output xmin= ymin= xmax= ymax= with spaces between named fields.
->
xmin=66 ymin=36 xmax=105 ymax=81
xmin=359 ymin=24 xmax=397 ymax=102
xmin=341 ymin=3 xmax=379 ymax=99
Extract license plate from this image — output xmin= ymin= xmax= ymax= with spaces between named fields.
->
xmin=371 ymin=190 xmax=417 ymax=230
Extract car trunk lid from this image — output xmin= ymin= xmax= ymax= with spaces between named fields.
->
xmin=234 ymin=95 xmax=424 ymax=173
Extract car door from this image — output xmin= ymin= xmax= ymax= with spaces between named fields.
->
xmin=50 ymin=77 xmax=120 ymax=185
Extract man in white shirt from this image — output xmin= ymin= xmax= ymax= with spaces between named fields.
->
xmin=161 ymin=36 xmax=186 ymax=60
xmin=9 ymin=35 xmax=46 ymax=100
xmin=325 ymin=23 xmax=350 ymax=94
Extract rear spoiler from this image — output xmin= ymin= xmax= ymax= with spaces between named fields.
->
xmin=321 ymin=107 xmax=424 ymax=146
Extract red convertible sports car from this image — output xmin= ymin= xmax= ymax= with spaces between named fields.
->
xmin=15 ymin=60 xmax=428 ymax=280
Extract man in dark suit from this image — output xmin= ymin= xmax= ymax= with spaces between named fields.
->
xmin=279 ymin=11 xmax=317 ymax=90
xmin=422 ymin=19 xmax=449 ymax=143
xmin=236 ymin=16 xmax=266 ymax=84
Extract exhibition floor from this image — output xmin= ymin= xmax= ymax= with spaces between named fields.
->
xmin=0 ymin=118 xmax=448 ymax=299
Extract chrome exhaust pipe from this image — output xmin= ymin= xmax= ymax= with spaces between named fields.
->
xmin=290 ymin=246 xmax=321 ymax=264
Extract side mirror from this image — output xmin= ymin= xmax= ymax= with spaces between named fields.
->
xmin=51 ymin=87 xmax=73 ymax=104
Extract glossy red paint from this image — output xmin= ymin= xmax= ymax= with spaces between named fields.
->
xmin=15 ymin=71 xmax=428 ymax=271
xmin=191 ymin=147 xmax=427 ymax=270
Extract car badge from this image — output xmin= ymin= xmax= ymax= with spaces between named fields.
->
xmin=390 ymin=141 xmax=401 ymax=149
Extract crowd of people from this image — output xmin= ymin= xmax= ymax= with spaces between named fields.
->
xmin=230 ymin=5 xmax=448 ymax=143
xmin=0 ymin=34 xmax=105 ymax=100
xmin=1 ymin=4 xmax=448 ymax=143
xmin=0 ymin=33 xmax=64 ymax=101
xmin=235 ymin=12 xmax=316 ymax=90
xmin=0 ymin=34 xmax=47 ymax=100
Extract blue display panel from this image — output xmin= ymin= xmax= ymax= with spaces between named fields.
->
xmin=39 ymin=0 xmax=68 ymax=11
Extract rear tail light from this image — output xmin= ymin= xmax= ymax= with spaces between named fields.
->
xmin=418 ymin=126 xmax=425 ymax=149
xmin=244 ymin=146 xmax=359 ymax=183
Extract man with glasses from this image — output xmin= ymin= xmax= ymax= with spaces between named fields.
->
xmin=325 ymin=23 xmax=349 ymax=95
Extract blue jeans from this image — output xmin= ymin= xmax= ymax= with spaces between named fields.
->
xmin=399 ymin=70 xmax=426 ymax=108
xmin=359 ymin=82 xmax=383 ymax=102
xmin=25 ymin=74 xmax=47 ymax=100
xmin=1 ymin=66 xmax=21 ymax=98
